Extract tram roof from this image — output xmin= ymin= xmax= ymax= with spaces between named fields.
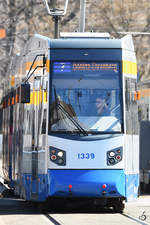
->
xmin=26 ymin=33 xmax=135 ymax=52
xmin=51 ymin=33 xmax=134 ymax=51
xmin=49 ymin=38 xmax=122 ymax=49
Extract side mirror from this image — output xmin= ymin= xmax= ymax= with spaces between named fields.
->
xmin=20 ymin=83 xmax=30 ymax=103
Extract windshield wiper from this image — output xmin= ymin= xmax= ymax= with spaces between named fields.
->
xmin=57 ymin=103 xmax=88 ymax=136
xmin=53 ymin=86 xmax=88 ymax=136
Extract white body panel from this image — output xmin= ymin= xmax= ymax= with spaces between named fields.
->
xmin=124 ymin=135 xmax=139 ymax=174
xmin=48 ymin=135 xmax=124 ymax=169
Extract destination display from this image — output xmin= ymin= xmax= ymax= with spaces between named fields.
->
xmin=53 ymin=62 xmax=119 ymax=74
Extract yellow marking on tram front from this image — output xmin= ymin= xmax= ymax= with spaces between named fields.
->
xmin=122 ymin=60 xmax=137 ymax=76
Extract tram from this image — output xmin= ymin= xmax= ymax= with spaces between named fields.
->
xmin=1 ymin=32 xmax=139 ymax=212
xmin=137 ymin=80 xmax=150 ymax=193
xmin=0 ymin=107 xmax=3 ymax=157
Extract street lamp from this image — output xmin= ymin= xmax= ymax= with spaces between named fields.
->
xmin=43 ymin=0 xmax=69 ymax=38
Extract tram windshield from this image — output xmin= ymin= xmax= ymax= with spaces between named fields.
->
xmin=50 ymin=62 xmax=122 ymax=134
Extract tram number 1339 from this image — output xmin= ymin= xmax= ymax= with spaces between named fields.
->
xmin=78 ymin=153 xmax=95 ymax=159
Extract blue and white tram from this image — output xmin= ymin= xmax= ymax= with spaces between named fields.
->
xmin=2 ymin=33 xmax=139 ymax=211
xmin=137 ymin=80 xmax=150 ymax=193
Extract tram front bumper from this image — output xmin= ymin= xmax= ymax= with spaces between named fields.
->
xmin=48 ymin=169 xmax=126 ymax=198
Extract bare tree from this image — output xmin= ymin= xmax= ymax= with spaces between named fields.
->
xmin=0 ymin=0 xmax=80 ymax=87
xmin=86 ymin=0 xmax=150 ymax=80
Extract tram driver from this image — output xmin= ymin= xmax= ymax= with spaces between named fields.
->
xmin=94 ymin=94 xmax=110 ymax=116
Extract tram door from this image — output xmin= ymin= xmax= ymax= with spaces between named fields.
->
xmin=31 ymin=75 xmax=47 ymax=200
xmin=125 ymin=78 xmax=139 ymax=198
xmin=2 ymin=103 xmax=12 ymax=182
xmin=31 ymin=77 xmax=40 ymax=199
xmin=126 ymin=79 xmax=138 ymax=132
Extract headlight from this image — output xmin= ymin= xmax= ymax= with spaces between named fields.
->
xmin=57 ymin=158 xmax=64 ymax=164
xmin=57 ymin=151 xmax=64 ymax=157
xmin=51 ymin=155 xmax=57 ymax=161
xmin=116 ymin=154 xmax=121 ymax=161
xmin=108 ymin=158 xmax=115 ymax=165
xmin=49 ymin=146 xmax=66 ymax=166
xmin=107 ymin=147 xmax=122 ymax=166
xmin=109 ymin=151 xmax=115 ymax=157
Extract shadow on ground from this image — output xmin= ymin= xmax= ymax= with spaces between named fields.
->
xmin=0 ymin=196 xmax=115 ymax=215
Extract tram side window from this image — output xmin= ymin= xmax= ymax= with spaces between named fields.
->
xmin=125 ymin=78 xmax=131 ymax=134
xmin=41 ymin=109 xmax=47 ymax=134
xmin=27 ymin=110 xmax=32 ymax=134
xmin=23 ymin=109 xmax=31 ymax=135
xmin=125 ymin=78 xmax=138 ymax=135
xmin=131 ymin=80 xmax=139 ymax=134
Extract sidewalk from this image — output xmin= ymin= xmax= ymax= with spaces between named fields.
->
xmin=124 ymin=195 xmax=150 ymax=224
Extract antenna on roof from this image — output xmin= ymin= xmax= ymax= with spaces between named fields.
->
xmin=43 ymin=0 xmax=69 ymax=39
xmin=79 ymin=0 xmax=86 ymax=32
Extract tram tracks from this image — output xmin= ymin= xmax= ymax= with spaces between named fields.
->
xmin=0 ymin=191 xmax=149 ymax=225
xmin=43 ymin=211 xmax=149 ymax=225
xmin=44 ymin=214 xmax=65 ymax=225
xmin=38 ymin=200 xmax=150 ymax=225
xmin=0 ymin=197 xmax=149 ymax=225
xmin=122 ymin=213 xmax=149 ymax=225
